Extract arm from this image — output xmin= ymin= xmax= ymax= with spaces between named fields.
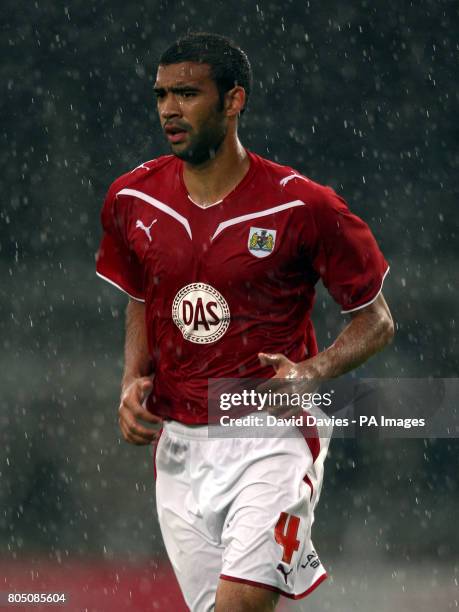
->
xmin=118 ymin=299 xmax=162 ymax=445
xmin=122 ymin=299 xmax=152 ymax=390
xmin=259 ymin=293 xmax=394 ymax=383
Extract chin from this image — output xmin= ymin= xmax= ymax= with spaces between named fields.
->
xmin=172 ymin=147 xmax=193 ymax=161
xmin=173 ymin=148 xmax=210 ymax=165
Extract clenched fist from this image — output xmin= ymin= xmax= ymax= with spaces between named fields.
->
xmin=118 ymin=377 xmax=163 ymax=445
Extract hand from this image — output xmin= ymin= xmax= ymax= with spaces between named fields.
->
xmin=118 ymin=377 xmax=163 ymax=445
xmin=257 ymin=353 xmax=320 ymax=417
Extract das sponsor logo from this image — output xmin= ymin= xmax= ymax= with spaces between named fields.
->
xmin=172 ymin=283 xmax=230 ymax=344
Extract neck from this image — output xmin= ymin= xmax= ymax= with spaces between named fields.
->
xmin=182 ymin=134 xmax=249 ymax=208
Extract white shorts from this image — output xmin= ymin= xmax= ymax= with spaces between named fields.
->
xmin=154 ymin=418 xmax=330 ymax=612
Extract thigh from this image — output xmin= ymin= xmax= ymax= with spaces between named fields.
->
xmin=219 ymin=435 xmax=327 ymax=602
xmin=155 ymin=432 xmax=223 ymax=612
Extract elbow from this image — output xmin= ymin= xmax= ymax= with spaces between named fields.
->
xmin=380 ymin=311 xmax=395 ymax=347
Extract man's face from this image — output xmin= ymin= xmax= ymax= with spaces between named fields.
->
xmin=154 ymin=62 xmax=228 ymax=165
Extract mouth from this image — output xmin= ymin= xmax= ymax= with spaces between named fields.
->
xmin=164 ymin=125 xmax=188 ymax=144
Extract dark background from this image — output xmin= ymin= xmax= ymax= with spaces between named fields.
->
xmin=1 ymin=0 xmax=458 ymax=609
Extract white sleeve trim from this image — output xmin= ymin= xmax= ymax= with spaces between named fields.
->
xmin=96 ymin=271 xmax=145 ymax=302
xmin=340 ymin=266 xmax=390 ymax=314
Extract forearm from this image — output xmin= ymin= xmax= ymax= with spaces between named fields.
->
xmin=304 ymin=295 xmax=394 ymax=379
xmin=122 ymin=299 xmax=152 ymax=392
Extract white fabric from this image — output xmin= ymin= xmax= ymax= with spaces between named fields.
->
xmin=155 ymin=419 xmax=330 ymax=611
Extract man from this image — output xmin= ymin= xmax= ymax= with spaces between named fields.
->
xmin=96 ymin=32 xmax=394 ymax=612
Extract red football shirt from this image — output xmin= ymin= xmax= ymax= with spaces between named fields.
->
xmin=96 ymin=151 xmax=389 ymax=424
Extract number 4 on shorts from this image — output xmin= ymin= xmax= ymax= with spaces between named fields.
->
xmin=274 ymin=512 xmax=300 ymax=564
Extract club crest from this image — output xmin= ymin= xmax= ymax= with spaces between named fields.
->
xmin=248 ymin=227 xmax=276 ymax=258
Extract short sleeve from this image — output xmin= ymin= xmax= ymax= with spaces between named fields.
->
xmin=96 ymin=186 xmax=145 ymax=301
xmin=309 ymin=187 xmax=389 ymax=313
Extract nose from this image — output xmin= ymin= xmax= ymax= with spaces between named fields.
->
xmin=159 ymin=93 xmax=182 ymax=121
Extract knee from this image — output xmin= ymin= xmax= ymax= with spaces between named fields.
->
xmin=215 ymin=579 xmax=279 ymax=612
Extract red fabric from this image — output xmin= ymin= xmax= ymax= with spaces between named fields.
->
xmin=305 ymin=187 xmax=388 ymax=312
xmin=298 ymin=414 xmax=321 ymax=463
xmin=97 ymin=175 xmax=146 ymax=300
xmin=97 ymin=151 xmax=388 ymax=424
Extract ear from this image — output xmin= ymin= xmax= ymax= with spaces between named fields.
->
xmin=224 ymin=86 xmax=246 ymax=117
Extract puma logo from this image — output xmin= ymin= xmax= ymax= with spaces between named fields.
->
xmin=279 ymin=173 xmax=310 ymax=187
xmin=130 ymin=162 xmax=151 ymax=173
xmin=136 ymin=219 xmax=157 ymax=242
xmin=276 ymin=564 xmax=293 ymax=584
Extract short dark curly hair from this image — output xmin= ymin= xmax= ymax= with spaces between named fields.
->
xmin=158 ymin=32 xmax=253 ymax=114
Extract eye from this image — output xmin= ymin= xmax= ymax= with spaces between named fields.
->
xmin=180 ymin=91 xmax=197 ymax=98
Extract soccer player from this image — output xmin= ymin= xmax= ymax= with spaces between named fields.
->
xmin=96 ymin=33 xmax=394 ymax=612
